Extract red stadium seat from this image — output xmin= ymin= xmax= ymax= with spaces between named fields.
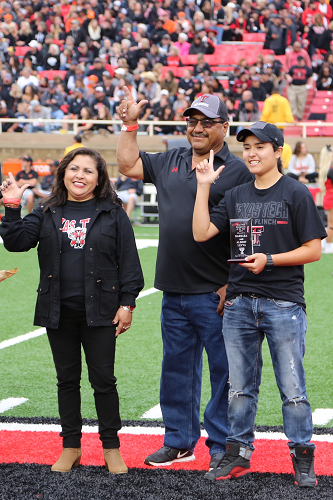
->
xmin=257 ymin=101 xmax=265 ymax=111
xmin=312 ymin=97 xmax=331 ymax=105
xmin=283 ymin=126 xmax=302 ymax=136
xmin=322 ymin=126 xmax=333 ymax=136
xmin=306 ymin=126 xmax=323 ymax=136
xmin=309 ymin=104 xmax=329 ymax=113
xmin=180 ymin=55 xmax=198 ymax=66
xmin=15 ymin=46 xmax=30 ymax=57
xmin=38 ymin=70 xmax=67 ymax=81
xmin=316 ymin=90 xmax=333 ymax=97
xmin=242 ymin=33 xmax=266 ymax=43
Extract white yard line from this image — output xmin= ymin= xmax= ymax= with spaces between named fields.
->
xmin=312 ymin=409 xmax=333 ymax=425
xmin=135 ymin=239 xmax=158 ymax=250
xmin=141 ymin=404 xmax=162 ymax=419
xmin=0 ymin=287 xmax=160 ymax=351
xmin=0 ymin=328 xmax=46 ymax=350
xmin=0 ymin=398 xmax=28 ymax=413
xmin=0 ymin=422 xmax=332 ymax=443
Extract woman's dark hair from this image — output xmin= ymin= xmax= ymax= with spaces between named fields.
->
xmin=272 ymin=142 xmax=284 ymax=174
xmin=293 ymin=141 xmax=305 ymax=156
xmin=43 ymin=147 xmax=122 ymax=209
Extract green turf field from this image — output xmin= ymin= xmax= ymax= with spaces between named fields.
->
xmin=0 ymin=238 xmax=332 ymax=427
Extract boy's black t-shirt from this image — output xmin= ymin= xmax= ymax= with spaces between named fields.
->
xmin=60 ymin=198 xmax=97 ymax=310
xmin=15 ymin=169 xmax=39 ymax=182
xmin=210 ymin=176 xmax=327 ymax=308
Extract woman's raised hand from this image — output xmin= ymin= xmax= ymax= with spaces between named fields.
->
xmin=0 ymin=172 xmax=30 ymax=201
xmin=196 ymin=150 xmax=225 ymax=186
xmin=119 ymin=86 xmax=148 ymax=124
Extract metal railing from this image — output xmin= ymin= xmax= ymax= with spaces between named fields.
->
xmin=0 ymin=118 xmax=331 ymax=138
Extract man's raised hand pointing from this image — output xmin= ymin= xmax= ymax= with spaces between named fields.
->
xmin=120 ymin=86 xmax=148 ymax=124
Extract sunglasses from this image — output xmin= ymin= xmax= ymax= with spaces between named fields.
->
xmin=186 ymin=118 xmax=225 ymax=129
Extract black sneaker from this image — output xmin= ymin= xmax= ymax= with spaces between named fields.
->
xmin=291 ymin=445 xmax=317 ymax=487
xmin=205 ymin=442 xmax=251 ymax=482
xmin=144 ymin=446 xmax=195 ymax=466
xmin=209 ymin=452 xmax=224 ymax=470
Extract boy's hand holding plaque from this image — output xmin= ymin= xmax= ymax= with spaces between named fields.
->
xmin=227 ymin=219 xmax=253 ymax=264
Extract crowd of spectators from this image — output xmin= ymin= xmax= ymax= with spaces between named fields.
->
xmin=0 ymin=0 xmax=333 ymax=136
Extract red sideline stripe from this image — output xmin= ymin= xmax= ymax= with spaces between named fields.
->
xmin=0 ymin=431 xmax=332 ymax=475
xmin=277 ymin=221 xmax=288 ymax=224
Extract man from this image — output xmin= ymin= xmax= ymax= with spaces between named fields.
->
xmin=285 ymin=41 xmax=312 ymax=71
xmin=41 ymin=82 xmax=65 ymax=125
xmin=32 ymin=159 xmax=59 ymax=198
xmin=64 ymin=135 xmax=84 ymax=156
xmin=265 ymin=15 xmax=286 ymax=55
xmin=15 ymin=155 xmax=38 ymax=213
xmin=287 ymin=56 xmax=313 ymax=121
xmin=261 ymin=87 xmax=294 ymax=129
xmin=250 ymin=76 xmax=267 ymax=102
xmin=86 ymin=58 xmax=105 ymax=82
xmin=17 ymin=68 xmax=39 ymax=90
xmin=26 ymin=99 xmax=51 ymax=133
xmin=0 ymin=101 xmax=17 ymax=132
xmin=116 ymin=89 xmax=252 ymax=469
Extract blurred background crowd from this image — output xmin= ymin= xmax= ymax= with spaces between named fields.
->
xmin=0 ymin=0 xmax=333 ymax=136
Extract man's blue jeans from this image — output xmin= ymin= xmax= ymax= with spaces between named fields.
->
xmin=223 ymin=294 xmax=314 ymax=450
xmin=160 ymin=292 xmax=229 ymax=455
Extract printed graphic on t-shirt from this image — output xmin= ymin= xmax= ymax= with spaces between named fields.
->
xmin=62 ymin=218 xmax=91 ymax=249
xmin=235 ymin=201 xmax=289 ymax=246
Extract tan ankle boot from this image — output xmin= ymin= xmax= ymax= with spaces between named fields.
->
xmin=103 ymin=448 xmax=128 ymax=474
xmin=51 ymin=448 xmax=82 ymax=472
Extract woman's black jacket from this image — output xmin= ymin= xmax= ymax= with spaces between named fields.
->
xmin=0 ymin=200 xmax=144 ymax=329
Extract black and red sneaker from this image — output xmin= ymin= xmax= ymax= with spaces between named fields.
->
xmin=204 ymin=442 xmax=251 ymax=482
xmin=290 ymin=445 xmax=317 ymax=487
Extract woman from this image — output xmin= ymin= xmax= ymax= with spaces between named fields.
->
xmin=160 ymin=70 xmax=179 ymax=99
xmin=307 ymin=13 xmax=325 ymax=57
xmin=22 ymin=84 xmax=38 ymax=104
xmin=287 ymin=142 xmax=318 ymax=183
xmin=16 ymin=20 xmax=33 ymax=46
xmin=193 ymin=121 xmax=326 ymax=488
xmin=316 ymin=63 xmax=333 ymax=90
xmin=0 ymin=148 xmax=144 ymax=474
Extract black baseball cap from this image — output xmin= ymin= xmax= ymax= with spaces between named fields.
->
xmin=20 ymin=155 xmax=33 ymax=163
xmin=237 ymin=122 xmax=284 ymax=147
xmin=183 ymin=95 xmax=228 ymax=120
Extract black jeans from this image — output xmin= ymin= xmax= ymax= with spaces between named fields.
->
xmin=47 ymin=306 xmax=121 ymax=449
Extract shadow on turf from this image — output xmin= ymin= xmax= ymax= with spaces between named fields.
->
xmin=0 ymin=464 xmax=332 ymax=500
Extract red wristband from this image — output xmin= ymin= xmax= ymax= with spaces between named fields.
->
xmin=3 ymin=198 xmax=21 ymax=206
xmin=121 ymin=123 xmax=139 ymax=132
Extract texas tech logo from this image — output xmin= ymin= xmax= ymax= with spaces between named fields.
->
xmin=252 ymin=226 xmax=264 ymax=246
xmin=62 ymin=218 xmax=91 ymax=249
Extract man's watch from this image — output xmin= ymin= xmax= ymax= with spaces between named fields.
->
xmin=120 ymin=305 xmax=135 ymax=312
xmin=265 ymin=254 xmax=274 ymax=271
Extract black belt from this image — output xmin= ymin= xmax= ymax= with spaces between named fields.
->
xmin=244 ymin=292 xmax=266 ymax=299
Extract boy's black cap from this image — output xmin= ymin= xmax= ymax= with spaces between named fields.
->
xmin=183 ymin=95 xmax=228 ymax=120
xmin=237 ymin=122 xmax=284 ymax=147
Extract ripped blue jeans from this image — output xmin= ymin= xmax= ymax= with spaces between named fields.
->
xmin=223 ymin=294 xmax=314 ymax=450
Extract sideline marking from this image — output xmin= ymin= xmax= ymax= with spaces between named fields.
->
xmin=0 ymin=398 xmax=28 ymax=413
xmin=0 ymin=328 xmax=46 ymax=350
xmin=0 ymin=423 xmax=332 ymax=443
xmin=141 ymin=404 xmax=162 ymax=419
xmin=136 ymin=239 xmax=159 ymax=250
xmin=312 ymin=409 xmax=333 ymax=425
xmin=0 ymin=288 xmax=160 ymax=350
